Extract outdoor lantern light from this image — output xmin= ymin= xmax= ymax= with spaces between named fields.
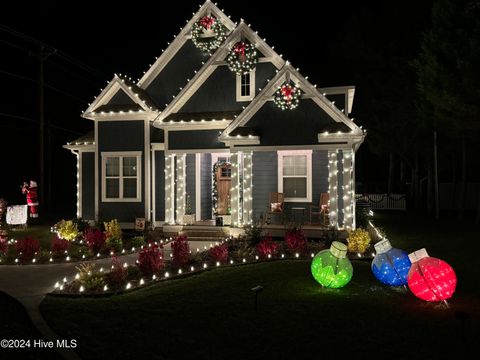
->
xmin=311 ymin=241 xmax=353 ymax=288
xmin=371 ymin=239 xmax=411 ymax=286
xmin=407 ymin=248 xmax=457 ymax=302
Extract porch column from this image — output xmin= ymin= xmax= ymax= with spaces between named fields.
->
xmin=165 ymin=154 xmax=175 ymax=224
xmin=242 ymin=151 xmax=253 ymax=225
xmin=342 ymin=149 xmax=354 ymax=230
xmin=328 ymin=151 xmax=339 ymax=227
xmin=230 ymin=152 xmax=242 ymax=227
xmin=176 ymin=154 xmax=186 ymax=224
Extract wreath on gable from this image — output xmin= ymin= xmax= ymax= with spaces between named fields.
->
xmin=191 ymin=15 xmax=227 ymax=54
xmin=273 ymin=83 xmax=302 ymax=110
xmin=226 ymin=41 xmax=258 ymax=76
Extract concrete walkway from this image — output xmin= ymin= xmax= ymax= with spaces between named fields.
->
xmin=0 ymin=240 xmax=214 ymax=359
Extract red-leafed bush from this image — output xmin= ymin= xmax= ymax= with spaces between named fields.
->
xmin=137 ymin=243 xmax=165 ymax=276
xmin=106 ymin=256 xmax=128 ymax=290
xmin=84 ymin=228 xmax=106 ymax=254
xmin=0 ymin=240 xmax=8 ymax=255
xmin=50 ymin=236 xmax=71 ymax=257
xmin=170 ymin=235 xmax=190 ymax=269
xmin=284 ymin=228 xmax=308 ymax=255
xmin=256 ymin=235 xmax=278 ymax=258
xmin=209 ymin=243 xmax=228 ymax=263
xmin=15 ymin=237 xmax=40 ymax=263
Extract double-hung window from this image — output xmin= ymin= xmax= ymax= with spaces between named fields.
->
xmin=277 ymin=150 xmax=312 ymax=202
xmin=102 ymin=152 xmax=142 ymax=202
xmin=236 ymin=70 xmax=255 ymax=101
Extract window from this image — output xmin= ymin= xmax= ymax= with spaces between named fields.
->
xmin=102 ymin=152 xmax=142 ymax=202
xmin=236 ymin=70 xmax=255 ymax=101
xmin=277 ymin=150 xmax=312 ymax=202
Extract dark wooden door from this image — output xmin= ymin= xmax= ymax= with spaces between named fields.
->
xmin=215 ymin=164 xmax=231 ymax=215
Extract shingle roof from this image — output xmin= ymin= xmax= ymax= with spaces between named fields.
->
xmin=67 ymin=131 xmax=94 ymax=145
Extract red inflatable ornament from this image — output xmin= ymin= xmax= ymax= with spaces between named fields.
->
xmin=407 ymin=248 xmax=457 ymax=303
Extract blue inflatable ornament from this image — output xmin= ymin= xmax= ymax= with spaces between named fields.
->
xmin=371 ymin=239 xmax=411 ymax=286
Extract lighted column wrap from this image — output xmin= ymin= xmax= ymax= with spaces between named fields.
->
xmin=164 ymin=154 xmax=175 ymax=224
xmin=175 ymin=154 xmax=186 ymax=224
xmin=242 ymin=151 xmax=253 ymax=225
xmin=328 ymin=151 xmax=339 ymax=227
xmin=342 ymin=150 xmax=354 ymax=229
xmin=230 ymin=152 xmax=241 ymax=227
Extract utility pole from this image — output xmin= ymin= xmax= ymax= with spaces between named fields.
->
xmin=433 ymin=130 xmax=440 ymax=219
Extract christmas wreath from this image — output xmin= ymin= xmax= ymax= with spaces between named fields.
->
xmin=191 ymin=15 xmax=227 ymax=54
xmin=226 ymin=41 xmax=258 ymax=75
xmin=273 ymin=83 xmax=302 ymax=110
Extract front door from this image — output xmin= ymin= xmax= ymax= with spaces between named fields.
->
xmin=215 ymin=163 xmax=231 ymax=215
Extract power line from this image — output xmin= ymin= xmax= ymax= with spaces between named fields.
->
xmin=0 ymin=70 xmax=88 ymax=103
xmin=0 ymin=24 xmax=108 ymax=81
xmin=0 ymin=112 xmax=83 ymax=135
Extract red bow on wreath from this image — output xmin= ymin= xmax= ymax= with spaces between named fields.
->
xmin=234 ymin=42 xmax=246 ymax=62
xmin=200 ymin=16 xmax=215 ymax=29
xmin=281 ymin=85 xmax=294 ymax=102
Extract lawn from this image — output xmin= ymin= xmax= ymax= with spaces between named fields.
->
xmin=40 ymin=212 xmax=480 ymax=359
xmin=7 ymin=225 xmax=53 ymax=250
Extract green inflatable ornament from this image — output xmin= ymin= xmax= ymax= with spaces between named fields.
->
xmin=311 ymin=241 xmax=353 ymax=288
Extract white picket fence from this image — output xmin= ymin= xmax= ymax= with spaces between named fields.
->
xmin=356 ymin=194 xmax=406 ymax=211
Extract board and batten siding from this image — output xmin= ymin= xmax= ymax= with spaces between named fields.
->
xmin=81 ymin=152 xmax=95 ymax=220
xmin=200 ymin=153 xmax=212 ymax=220
xmin=185 ymin=154 xmax=196 ymax=214
xmin=252 ymin=150 xmax=329 ymax=222
xmin=97 ymin=121 xmax=145 ymax=222
xmin=154 ymin=151 xmax=165 ymax=222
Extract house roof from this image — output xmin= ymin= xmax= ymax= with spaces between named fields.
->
xmin=229 ymin=127 xmax=258 ymax=137
xmin=94 ymin=104 xmax=143 ymax=113
xmin=163 ymin=110 xmax=241 ymax=123
xmin=64 ymin=131 xmax=95 ymax=150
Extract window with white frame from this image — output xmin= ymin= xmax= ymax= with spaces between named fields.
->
xmin=277 ymin=150 xmax=312 ymax=202
xmin=236 ymin=70 xmax=255 ymax=101
xmin=102 ymin=152 xmax=142 ymax=202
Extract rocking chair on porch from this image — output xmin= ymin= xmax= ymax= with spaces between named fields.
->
xmin=265 ymin=192 xmax=285 ymax=224
xmin=309 ymin=192 xmax=329 ymax=225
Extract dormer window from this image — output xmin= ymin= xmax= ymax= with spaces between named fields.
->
xmin=236 ymin=70 xmax=255 ymax=101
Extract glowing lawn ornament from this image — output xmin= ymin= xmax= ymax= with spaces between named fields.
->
xmin=407 ymin=248 xmax=457 ymax=302
xmin=371 ymin=239 xmax=411 ymax=286
xmin=311 ymin=241 xmax=353 ymax=288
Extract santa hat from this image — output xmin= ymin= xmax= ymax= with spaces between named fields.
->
xmin=30 ymin=180 xmax=37 ymax=188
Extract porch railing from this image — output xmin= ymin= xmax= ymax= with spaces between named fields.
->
xmin=356 ymin=194 xmax=406 ymax=211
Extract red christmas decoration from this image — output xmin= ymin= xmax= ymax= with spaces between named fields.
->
xmin=407 ymin=248 xmax=457 ymax=302
xmin=233 ymin=41 xmax=246 ymax=61
xmin=199 ymin=15 xmax=215 ymax=29
xmin=281 ymin=85 xmax=295 ymax=101
xmin=21 ymin=180 xmax=39 ymax=218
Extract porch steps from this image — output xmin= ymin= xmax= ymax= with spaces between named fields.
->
xmin=181 ymin=227 xmax=228 ymax=242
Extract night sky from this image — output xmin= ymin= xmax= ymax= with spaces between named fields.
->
xmin=0 ymin=0 xmax=433 ymax=216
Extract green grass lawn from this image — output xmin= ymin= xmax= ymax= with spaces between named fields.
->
xmin=40 ymin=212 xmax=480 ymax=359
xmin=6 ymin=225 xmax=53 ymax=250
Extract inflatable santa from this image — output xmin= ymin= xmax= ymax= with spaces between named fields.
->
xmin=22 ymin=181 xmax=39 ymax=218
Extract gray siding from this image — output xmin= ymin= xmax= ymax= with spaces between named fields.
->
xmin=108 ymin=89 xmax=136 ymax=105
xmin=185 ymin=154 xmax=196 ymax=214
xmin=252 ymin=150 xmax=329 ymax=223
xmin=252 ymin=152 xmax=277 ymax=220
xmin=242 ymin=99 xmax=350 ymax=146
xmin=151 ymin=126 xmax=164 ymax=143
xmin=98 ymin=121 xmax=145 ymax=222
xmin=146 ymin=41 xmax=207 ymax=107
xmin=81 ymin=152 xmax=95 ymax=220
xmin=169 ymin=130 xmax=227 ymax=150
xmin=179 ymin=62 xmax=278 ymax=113
xmin=154 ymin=151 xmax=165 ymax=222
xmin=200 ymin=154 xmax=212 ymax=219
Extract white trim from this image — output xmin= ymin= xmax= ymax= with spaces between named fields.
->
xmin=277 ymin=150 xmax=312 ymax=203
xmin=166 ymin=148 xmax=229 ymax=155
xmin=94 ymin=121 xmax=99 ymax=220
xmin=211 ymin=152 xmax=231 ymax=165
xmin=165 ymin=154 xmax=175 ymax=224
xmin=328 ymin=151 xmax=339 ymax=228
xmin=236 ymin=69 xmax=255 ymax=101
xmin=63 ymin=144 xmax=95 ymax=151
xmin=101 ymin=151 xmax=142 ymax=203
xmin=138 ymin=1 xmax=236 ymax=89
xmin=175 ymin=154 xmax=187 ymax=223
xmin=151 ymin=143 xmax=165 ymax=151
xmin=145 ymin=120 xmax=151 ymax=221
xmin=83 ymin=111 xmax=158 ymax=122
xmin=230 ymin=152 xmax=241 ymax=226
xmin=159 ymin=121 xmax=232 ymax=131
xmin=317 ymin=85 xmax=356 ymax=114
xmin=78 ymin=151 xmax=82 ymax=218
xmin=195 ymin=153 xmax=201 ymax=222
xmin=152 ymin=148 xmax=157 ymax=225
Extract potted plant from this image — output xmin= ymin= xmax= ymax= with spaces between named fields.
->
xmin=182 ymin=194 xmax=195 ymax=225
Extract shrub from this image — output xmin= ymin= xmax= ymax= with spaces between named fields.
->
xmin=170 ymin=235 xmax=190 ymax=269
xmin=73 ymin=218 xmax=90 ymax=234
xmin=137 ymin=243 xmax=165 ymax=276
xmin=76 ymin=262 xmax=105 ymax=291
xmin=106 ymin=256 xmax=128 ymax=291
xmin=55 ymin=220 xmax=79 ymax=241
xmin=38 ymin=250 xmax=51 ymax=263
xmin=0 ymin=232 xmax=8 ymax=255
xmin=104 ymin=219 xmax=122 ymax=240
xmin=130 ymin=236 xmax=145 ymax=249
xmin=284 ymin=228 xmax=308 ymax=255
xmin=15 ymin=237 xmax=40 ymax=263
xmin=84 ymin=228 xmax=106 ymax=254
xmin=243 ymin=219 xmax=263 ymax=246
xmin=209 ymin=243 xmax=228 ymax=263
xmin=347 ymin=228 xmax=371 ymax=254
xmin=256 ymin=235 xmax=278 ymax=258
xmin=50 ymin=236 xmax=70 ymax=257
xmin=106 ymin=236 xmax=123 ymax=253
